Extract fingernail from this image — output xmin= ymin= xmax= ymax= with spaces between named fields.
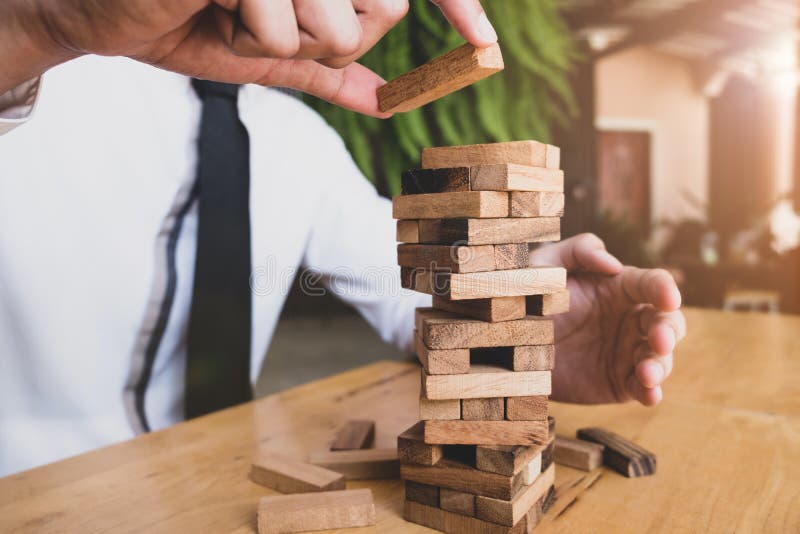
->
xmin=652 ymin=363 xmax=664 ymax=384
xmin=477 ymin=13 xmax=498 ymax=44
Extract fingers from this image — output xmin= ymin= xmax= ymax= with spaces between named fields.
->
xmin=293 ymin=0 xmax=362 ymax=60
xmin=431 ymin=0 xmax=498 ymax=47
xmin=621 ymin=267 xmax=682 ymax=312
xmin=638 ymin=307 xmax=687 ymax=355
xmin=626 ymin=371 xmax=663 ymax=406
xmin=530 ymin=233 xmax=623 ymax=275
xmin=216 ymin=0 xmax=301 ymax=58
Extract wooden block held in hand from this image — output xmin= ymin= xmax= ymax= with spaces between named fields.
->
xmin=422 ymin=366 xmax=551 ymax=400
xmin=417 ymin=308 xmax=554 ymax=349
xmin=257 ymin=489 xmax=375 ymax=534
xmin=330 ymin=420 xmax=375 ymax=451
xmin=402 ymin=167 xmax=471 ymax=194
xmin=526 ymin=289 xmax=570 ymax=316
xmin=401 ymin=458 xmax=524 ymax=500
xmin=471 ymin=164 xmax=564 ymax=192
xmin=418 ymin=217 xmax=561 ymax=246
xmin=405 ymin=267 xmax=567 ymax=300
xmin=393 ymin=191 xmax=509 ymax=219
xmin=475 ymin=464 xmax=555 ymax=527
xmin=398 ymin=422 xmax=444 ymax=466
xmin=423 ymin=420 xmax=549 ymax=446
xmin=420 ymin=395 xmax=462 ymax=420
xmin=475 ymin=443 xmax=545 ymax=476
xmin=397 ymin=220 xmax=419 ymax=243
xmin=377 ymin=43 xmax=504 ymax=113
xmin=554 ymin=435 xmax=604 ymax=471
xmin=308 ymin=448 xmax=399 ymax=480
xmin=249 ymin=451 xmax=345 ymax=494
xmin=577 ymin=427 xmax=657 ymax=477
xmin=432 ymin=295 xmax=526 ymax=323
xmin=416 ymin=334 xmax=470 ymax=375
xmin=510 ymin=192 xmax=565 ymax=217
xmin=404 ymin=500 xmax=529 ymax=534
xmin=422 ymin=140 xmax=560 ymax=170
xmin=399 ymin=244 xmax=496 ymax=273
xmin=461 ymin=398 xmax=505 ymax=421
xmin=505 ymin=396 xmax=549 ymax=421
xmin=405 ymin=481 xmax=440 ymax=507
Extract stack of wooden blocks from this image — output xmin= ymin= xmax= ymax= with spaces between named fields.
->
xmin=393 ymin=140 xmax=569 ymax=533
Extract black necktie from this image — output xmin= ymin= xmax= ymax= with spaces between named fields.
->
xmin=185 ymin=79 xmax=253 ymax=419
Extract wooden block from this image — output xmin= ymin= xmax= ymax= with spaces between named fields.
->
xmin=576 ymin=427 xmax=657 ymax=477
xmin=422 ymin=141 xmax=560 ymax=170
xmin=393 ymin=191 xmax=509 ymax=219
xmin=377 ymin=43 xmax=504 ymax=113
xmin=422 ymin=366 xmax=551 ymax=400
xmin=461 ymin=398 xmax=505 ymax=421
xmin=404 ymin=500 xmax=529 ymax=534
xmin=417 ymin=308 xmax=554 ymax=349
xmin=511 ymin=345 xmax=555 ymax=371
xmin=397 ymin=220 xmax=419 ymax=243
xmin=505 ymin=396 xmax=549 ymax=421
xmin=401 ymin=167 xmax=471 ymax=194
xmin=406 ymin=267 xmax=567 ymax=301
xmin=541 ymin=435 xmax=555 ymax=472
xmin=405 ymin=481 xmax=440 ymax=507
xmin=494 ymin=244 xmax=530 ymax=270
xmin=440 ymin=488 xmax=476 ymax=517
xmin=308 ymin=448 xmax=398 ymax=480
xmin=401 ymin=458 xmax=524 ymax=500
xmin=471 ymin=164 xmax=564 ymax=192
xmin=398 ymin=422 xmax=443 ymax=466
xmin=475 ymin=443 xmax=545 ymax=477
xmin=422 ymin=420 xmax=549 ymax=446
xmin=418 ymin=217 xmax=561 ymax=246
xmin=526 ymin=289 xmax=570 ymax=316
xmin=416 ymin=334 xmax=470 ymax=375
xmin=249 ymin=451 xmax=345 ymax=494
xmin=521 ymin=454 xmax=542 ymax=485
xmin=420 ymin=395 xmax=462 ymax=420
xmin=510 ymin=192 xmax=565 ymax=217
xmin=330 ymin=420 xmax=375 ymax=451
xmin=548 ymin=415 xmax=556 ymax=436
xmin=257 ymin=489 xmax=375 ymax=534
xmin=398 ymin=244 xmax=496 ymax=273
xmin=554 ymin=435 xmax=604 ymax=471
xmin=432 ymin=295 xmax=526 ymax=323
xmin=475 ymin=464 xmax=555 ymax=527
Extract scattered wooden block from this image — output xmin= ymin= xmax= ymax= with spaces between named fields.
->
xmin=404 ymin=500 xmax=531 ymax=534
xmin=554 ymin=436 xmax=604 ymax=472
xmin=402 ymin=167 xmax=471 ymax=194
xmin=398 ymin=244 xmax=496 ymax=273
xmin=494 ymin=243 xmax=530 ymax=270
xmin=422 ymin=420 xmax=549 ymax=446
xmin=461 ymin=398 xmax=505 ymax=421
xmin=422 ymin=140 xmax=560 ymax=170
xmin=510 ymin=192 xmax=565 ymax=217
xmin=475 ymin=443 xmax=545 ymax=477
xmin=416 ymin=334 xmax=470 ymax=375
xmin=398 ymin=422 xmax=443 ymax=466
xmin=416 ymin=308 xmax=554 ymax=349
xmin=510 ymin=345 xmax=555 ymax=371
xmin=521 ymin=454 xmax=542 ymax=485
xmin=577 ymin=427 xmax=657 ymax=477
xmin=403 ymin=266 xmax=567 ymax=300
xmin=397 ymin=220 xmax=419 ymax=243
xmin=418 ymin=217 xmax=561 ymax=246
xmin=308 ymin=448 xmax=399 ymax=480
xmin=377 ymin=43 xmax=504 ymax=113
xmin=505 ymin=396 xmax=549 ymax=421
xmin=401 ymin=458 xmax=524 ymax=500
xmin=422 ymin=366 xmax=551 ymax=400
xmin=526 ymin=289 xmax=570 ymax=316
xmin=393 ymin=191 xmax=509 ymax=219
xmin=257 ymin=489 xmax=375 ymax=534
xmin=420 ymin=395 xmax=462 ymax=420
xmin=475 ymin=464 xmax=555 ymax=527
xmin=405 ymin=481 xmax=440 ymax=507
xmin=249 ymin=451 xmax=345 ymax=494
xmin=440 ymin=488 xmax=476 ymax=517
xmin=471 ymin=164 xmax=563 ymax=192
xmin=329 ymin=420 xmax=375 ymax=451
xmin=432 ymin=295 xmax=526 ymax=323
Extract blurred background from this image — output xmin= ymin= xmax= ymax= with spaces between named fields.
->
xmin=258 ymin=0 xmax=800 ymax=395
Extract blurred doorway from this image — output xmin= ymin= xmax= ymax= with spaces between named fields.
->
xmin=597 ymin=130 xmax=652 ymax=233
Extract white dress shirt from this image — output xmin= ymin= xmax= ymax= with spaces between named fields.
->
xmin=0 ymin=55 xmax=429 ymax=476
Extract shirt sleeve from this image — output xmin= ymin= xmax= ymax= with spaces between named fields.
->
xmin=301 ymin=132 xmax=431 ymax=355
xmin=0 ymin=77 xmax=40 ymax=135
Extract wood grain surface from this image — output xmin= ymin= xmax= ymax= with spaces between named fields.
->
xmin=417 ymin=217 xmax=561 ymax=246
xmin=422 ymin=141 xmax=560 ymax=170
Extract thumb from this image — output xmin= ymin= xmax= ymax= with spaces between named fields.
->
xmin=530 ymin=233 xmax=623 ymax=274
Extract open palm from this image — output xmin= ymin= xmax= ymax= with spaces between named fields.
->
xmin=531 ymin=234 xmax=686 ymax=406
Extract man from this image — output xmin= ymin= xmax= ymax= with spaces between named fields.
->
xmin=0 ymin=0 xmax=685 ymax=476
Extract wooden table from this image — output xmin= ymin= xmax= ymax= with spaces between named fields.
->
xmin=2 ymin=308 xmax=799 ymax=533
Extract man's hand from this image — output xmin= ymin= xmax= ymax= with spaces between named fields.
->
xmin=0 ymin=0 xmax=496 ymax=117
xmin=531 ymin=234 xmax=686 ymax=406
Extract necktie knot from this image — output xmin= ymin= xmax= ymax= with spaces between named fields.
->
xmin=191 ymin=79 xmax=240 ymax=101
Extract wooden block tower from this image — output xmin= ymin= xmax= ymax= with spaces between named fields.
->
xmin=394 ymin=140 xmax=569 ymax=533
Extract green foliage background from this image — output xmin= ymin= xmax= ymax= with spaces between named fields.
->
xmin=304 ymin=0 xmax=578 ymax=196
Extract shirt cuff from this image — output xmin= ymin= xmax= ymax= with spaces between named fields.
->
xmin=0 ymin=77 xmax=41 ymax=135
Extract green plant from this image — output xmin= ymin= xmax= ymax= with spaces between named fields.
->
xmin=303 ymin=0 xmax=578 ymax=196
